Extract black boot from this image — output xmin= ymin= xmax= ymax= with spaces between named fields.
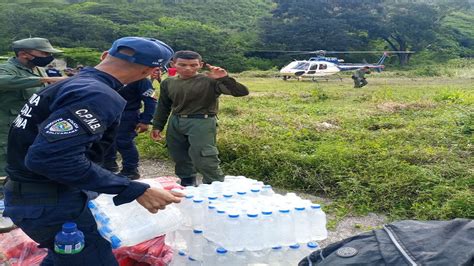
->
xmin=180 ymin=177 xmax=197 ymax=187
xmin=103 ymin=161 xmax=119 ymax=173
xmin=119 ymin=168 xmax=140 ymax=180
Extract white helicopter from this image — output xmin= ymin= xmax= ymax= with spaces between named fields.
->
xmin=274 ymin=50 xmax=414 ymax=80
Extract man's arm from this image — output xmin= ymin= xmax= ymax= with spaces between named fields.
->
xmin=139 ymin=79 xmax=157 ymax=125
xmin=215 ymin=76 xmax=249 ymax=97
xmin=152 ymin=80 xmax=173 ymax=131
xmin=0 ymin=67 xmax=43 ymax=90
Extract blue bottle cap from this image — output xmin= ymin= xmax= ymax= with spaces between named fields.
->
xmin=307 ymin=242 xmax=319 ymax=249
xmin=62 ymin=222 xmax=77 ymax=233
xmin=188 ymin=257 xmax=197 ymax=261
xmin=110 ymin=235 xmax=122 ymax=249
xmin=247 ymin=213 xmax=258 ymax=218
xmin=237 ymin=191 xmax=247 ymax=195
xmin=193 ymin=198 xmax=204 ymax=203
xmin=279 ymin=209 xmax=290 ymax=213
xmin=208 ymin=196 xmax=218 ymax=200
xmin=217 ymin=209 xmax=226 ymax=214
xmin=272 ymin=246 xmax=282 ymax=250
xmin=228 ymin=214 xmax=240 ymax=218
xmin=290 ymin=244 xmax=301 ymax=249
xmin=250 ymin=188 xmax=260 ymax=192
xmin=216 ymin=247 xmax=227 ymax=254
xmin=295 ymin=207 xmax=306 ymax=211
xmin=223 ymin=194 xmax=233 ymax=198
xmin=311 ymin=204 xmax=321 ymax=209
xmin=262 ymin=210 xmax=273 ymax=215
xmin=185 ymin=194 xmax=194 ymax=199
xmin=193 ymin=229 xmax=203 ymax=234
xmin=178 ymin=250 xmax=186 ymax=256
xmin=208 ymin=205 xmax=216 ymax=209
xmin=263 ymin=185 xmax=272 ymax=188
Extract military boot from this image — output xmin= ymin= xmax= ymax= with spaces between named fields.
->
xmin=119 ymin=168 xmax=140 ymax=180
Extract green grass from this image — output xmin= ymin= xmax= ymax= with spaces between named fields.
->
xmin=137 ymin=74 xmax=474 ymax=221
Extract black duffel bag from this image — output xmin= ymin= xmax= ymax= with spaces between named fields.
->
xmin=299 ymin=219 xmax=473 ymax=266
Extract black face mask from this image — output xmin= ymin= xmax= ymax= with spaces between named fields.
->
xmin=29 ymin=55 xmax=54 ymax=67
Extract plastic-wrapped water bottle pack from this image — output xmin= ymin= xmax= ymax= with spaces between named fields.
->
xmin=168 ymin=175 xmax=327 ymax=265
xmin=88 ymin=178 xmax=183 ymax=248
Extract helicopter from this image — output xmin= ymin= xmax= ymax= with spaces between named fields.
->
xmin=259 ymin=50 xmax=414 ymax=80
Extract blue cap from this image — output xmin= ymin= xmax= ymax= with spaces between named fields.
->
xmin=108 ymin=37 xmax=174 ymax=67
xmin=62 ymin=222 xmax=77 ymax=233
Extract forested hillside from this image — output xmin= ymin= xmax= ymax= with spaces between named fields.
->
xmin=0 ymin=0 xmax=472 ymax=71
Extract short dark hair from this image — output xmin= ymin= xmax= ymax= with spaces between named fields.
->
xmin=173 ymin=50 xmax=202 ymax=61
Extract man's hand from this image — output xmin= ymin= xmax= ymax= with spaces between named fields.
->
xmin=136 ymin=188 xmax=183 ymax=214
xmin=40 ymin=76 xmax=67 ymax=84
xmin=150 ymin=68 xmax=162 ymax=80
xmin=135 ymin=123 xmax=149 ymax=133
xmin=205 ymin=64 xmax=228 ymax=79
xmin=150 ymin=129 xmax=163 ymax=141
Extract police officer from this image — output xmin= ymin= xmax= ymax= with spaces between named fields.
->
xmin=103 ymin=77 xmax=157 ymax=180
xmin=0 ymin=38 xmax=65 ymax=182
xmin=3 ymin=37 xmax=182 ymax=266
xmin=151 ymin=51 xmax=249 ymax=186
xmin=352 ymin=66 xmax=371 ymax=88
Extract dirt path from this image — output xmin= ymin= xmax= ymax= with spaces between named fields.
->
xmin=139 ymin=159 xmax=387 ymax=248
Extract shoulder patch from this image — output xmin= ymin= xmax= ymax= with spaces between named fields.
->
xmin=70 ymin=108 xmax=105 ymax=135
xmin=142 ymin=88 xmax=155 ymax=98
xmin=41 ymin=118 xmax=83 ymax=142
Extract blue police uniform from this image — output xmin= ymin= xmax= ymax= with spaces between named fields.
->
xmin=3 ymin=67 xmax=150 ymax=266
xmin=103 ymin=78 xmax=157 ymax=176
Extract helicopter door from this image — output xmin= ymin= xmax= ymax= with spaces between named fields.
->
xmin=307 ymin=63 xmax=318 ymax=74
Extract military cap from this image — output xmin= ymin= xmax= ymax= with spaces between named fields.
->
xmin=12 ymin=38 xmax=62 ymax=53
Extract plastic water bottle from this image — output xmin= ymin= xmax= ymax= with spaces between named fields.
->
xmin=260 ymin=209 xmax=275 ymax=248
xmin=294 ymin=205 xmax=311 ymax=243
xmin=213 ymin=208 xmax=227 ymax=246
xmin=170 ymin=250 xmax=187 ymax=266
xmin=224 ymin=211 xmax=242 ymax=251
xmin=249 ymin=187 xmax=261 ymax=198
xmin=301 ymin=241 xmax=319 ymax=258
xmin=277 ymin=207 xmax=295 ymax=246
xmin=188 ymin=229 xmax=205 ymax=262
xmin=180 ymin=194 xmax=194 ymax=226
xmin=191 ymin=197 xmax=205 ymax=230
xmin=214 ymin=247 xmax=230 ymax=265
xmin=261 ymin=185 xmax=275 ymax=196
xmin=267 ymin=246 xmax=285 ymax=266
xmin=286 ymin=244 xmax=304 ymax=265
xmin=243 ymin=211 xmax=262 ymax=251
xmin=309 ymin=204 xmax=328 ymax=240
xmin=54 ymin=222 xmax=85 ymax=255
xmin=202 ymin=240 xmax=218 ymax=265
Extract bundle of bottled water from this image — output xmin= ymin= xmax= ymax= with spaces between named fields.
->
xmin=88 ymin=179 xmax=183 ymax=248
xmin=167 ymin=175 xmax=327 ymax=265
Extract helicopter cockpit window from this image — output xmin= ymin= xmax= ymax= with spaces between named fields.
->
xmin=319 ymin=64 xmax=327 ymax=70
xmin=293 ymin=62 xmax=309 ymax=70
xmin=310 ymin=64 xmax=318 ymax=70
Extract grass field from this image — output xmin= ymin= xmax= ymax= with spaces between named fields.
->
xmin=137 ymin=74 xmax=473 ymax=221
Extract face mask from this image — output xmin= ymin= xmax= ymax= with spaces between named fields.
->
xmin=29 ymin=55 xmax=54 ymax=67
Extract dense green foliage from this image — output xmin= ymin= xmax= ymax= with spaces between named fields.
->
xmin=138 ymin=70 xmax=474 ymax=220
xmin=0 ymin=0 xmax=472 ymax=71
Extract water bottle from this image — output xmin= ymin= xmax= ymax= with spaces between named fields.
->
xmin=202 ymin=240 xmax=218 ymax=265
xmin=180 ymin=194 xmax=195 ymax=226
xmin=214 ymin=247 xmax=230 ymax=265
xmin=267 ymin=246 xmax=285 ymax=266
xmin=54 ymin=222 xmax=85 ymax=254
xmin=294 ymin=205 xmax=311 ymax=243
xmin=276 ymin=207 xmax=295 ymax=246
xmin=224 ymin=211 xmax=243 ymax=251
xmin=286 ymin=244 xmax=304 ymax=265
xmin=260 ymin=209 xmax=275 ymax=248
xmin=191 ymin=197 xmax=205 ymax=230
xmin=188 ymin=229 xmax=205 ymax=262
xmin=243 ymin=211 xmax=262 ymax=251
xmin=249 ymin=187 xmax=261 ymax=198
xmin=309 ymin=204 xmax=328 ymax=240
xmin=170 ymin=250 xmax=187 ymax=266
xmin=214 ymin=208 xmax=227 ymax=246
xmin=261 ymin=185 xmax=275 ymax=196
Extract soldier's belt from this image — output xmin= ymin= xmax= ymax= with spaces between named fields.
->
xmin=175 ymin=114 xmax=216 ymax=119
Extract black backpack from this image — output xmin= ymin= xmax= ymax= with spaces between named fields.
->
xmin=299 ymin=219 xmax=474 ymax=266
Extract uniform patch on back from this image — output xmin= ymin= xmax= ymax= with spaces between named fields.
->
xmin=70 ymin=108 xmax=105 ymax=134
xmin=41 ymin=118 xmax=83 ymax=142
